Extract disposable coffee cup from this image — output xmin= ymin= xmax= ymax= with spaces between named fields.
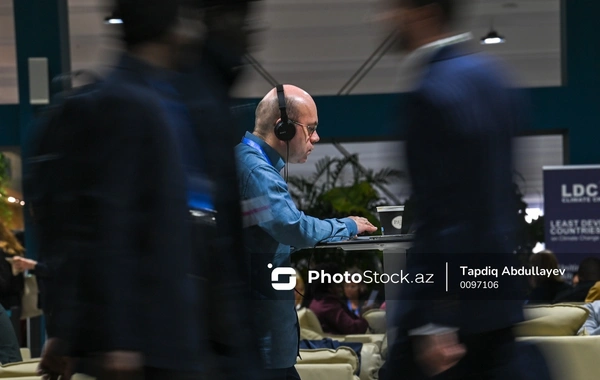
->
xmin=376 ymin=206 xmax=405 ymax=235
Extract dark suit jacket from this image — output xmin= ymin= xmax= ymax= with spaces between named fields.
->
xmin=398 ymin=43 xmax=526 ymax=335
xmin=175 ymin=44 xmax=260 ymax=377
xmin=28 ymin=54 xmax=203 ymax=371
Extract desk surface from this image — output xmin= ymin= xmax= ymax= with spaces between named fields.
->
xmin=316 ymin=234 xmax=414 ymax=250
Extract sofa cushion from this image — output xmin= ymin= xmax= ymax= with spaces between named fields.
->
xmin=298 ymin=307 xmax=326 ymax=334
xmin=380 ymin=334 xmax=388 ymax=360
xmin=362 ymin=309 xmax=386 ymax=334
xmin=357 ymin=342 xmax=383 ymax=380
xmin=0 ymin=360 xmax=39 ymax=378
xmin=514 ymin=304 xmax=590 ymax=336
xmin=295 ymin=363 xmax=357 ymax=380
xmin=298 ymin=347 xmax=359 ymax=374
xmin=518 ymin=336 xmax=600 ymax=380
xmin=301 ymin=327 xmax=326 ymax=341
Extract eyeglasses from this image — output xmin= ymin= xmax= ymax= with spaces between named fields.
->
xmin=290 ymin=120 xmax=318 ymax=137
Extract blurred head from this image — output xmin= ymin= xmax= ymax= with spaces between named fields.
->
xmin=343 ymin=268 xmax=367 ymax=300
xmin=115 ymin=0 xmax=259 ymax=69
xmin=529 ymin=250 xmax=562 ymax=287
xmin=254 ymin=84 xmax=320 ymax=164
xmin=199 ymin=1 xmax=260 ymax=58
xmin=115 ymin=0 xmax=180 ymax=50
xmin=386 ymin=0 xmax=458 ymax=52
xmin=577 ymin=257 xmax=600 ymax=283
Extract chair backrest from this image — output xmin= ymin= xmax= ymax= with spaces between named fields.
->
xmin=362 ymin=309 xmax=386 ymax=334
xmin=297 ymin=307 xmax=325 ymax=335
xmin=19 ymin=348 xmax=31 ymax=361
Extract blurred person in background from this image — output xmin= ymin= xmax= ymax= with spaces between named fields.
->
xmin=527 ymin=250 xmax=571 ymax=304
xmin=381 ymin=0 xmax=551 ymax=379
xmin=343 ymin=267 xmax=378 ymax=317
xmin=235 ymin=84 xmax=377 ymax=379
xmin=0 ymin=303 xmax=21 ymax=365
xmin=578 ymin=300 xmax=600 ymax=335
xmin=553 ymin=256 xmax=600 ymax=303
xmin=307 ymin=263 xmax=369 ymax=335
xmin=585 ymin=280 xmax=600 ymax=302
xmin=26 ymin=0 xmax=260 ymax=379
xmin=0 ymin=221 xmax=25 ymax=317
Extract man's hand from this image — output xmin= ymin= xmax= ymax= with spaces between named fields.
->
xmin=104 ymin=350 xmax=143 ymax=372
xmin=101 ymin=350 xmax=144 ymax=380
xmin=413 ymin=332 xmax=466 ymax=377
xmin=348 ymin=216 xmax=378 ymax=235
xmin=12 ymin=256 xmax=37 ymax=272
xmin=37 ymin=338 xmax=75 ymax=380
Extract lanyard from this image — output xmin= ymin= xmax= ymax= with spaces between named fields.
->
xmin=242 ymin=137 xmax=273 ymax=166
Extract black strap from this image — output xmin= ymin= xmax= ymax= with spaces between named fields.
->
xmin=276 ymin=84 xmax=288 ymax=124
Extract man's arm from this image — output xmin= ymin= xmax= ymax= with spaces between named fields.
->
xmin=243 ymin=165 xmax=358 ymax=248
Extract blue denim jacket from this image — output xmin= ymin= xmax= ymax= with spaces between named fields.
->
xmin=235 ymin=132 xmax=358 ymax=369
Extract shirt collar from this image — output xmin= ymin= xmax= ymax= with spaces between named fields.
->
xmin=398 ymin=32 xmax=473 ymax=88
xmin=244 ymin=131 xmax=286 ymax=172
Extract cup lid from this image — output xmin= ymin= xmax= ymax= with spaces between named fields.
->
xmin=376 ymin=206 xmax=405 ymax=212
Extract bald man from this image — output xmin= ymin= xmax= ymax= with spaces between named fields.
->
xmin=235 ymin=84 xmax=376 ymax=379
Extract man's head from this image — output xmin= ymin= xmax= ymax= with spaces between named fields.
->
xmin=200 ymin=1 xmax=259 ymax=57
xmin=254 ymin=84 xmax=320 ymax=164
xmin=387 ymin=0 xmax=458 ymax=52
xmin=115 ymin=0 xmax=180 ymax=50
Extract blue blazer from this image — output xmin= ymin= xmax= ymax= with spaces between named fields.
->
xmin=29 ymin=54 xmax=204 ymax=371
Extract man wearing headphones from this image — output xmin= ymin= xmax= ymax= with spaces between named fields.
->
xmin=235 ymin=84 xmax=376 ymax=379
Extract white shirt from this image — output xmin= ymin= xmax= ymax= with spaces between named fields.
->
xmin=398 ymin=32 xmax=473 ymax=90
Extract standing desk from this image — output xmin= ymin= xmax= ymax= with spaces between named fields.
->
xmin=316 ymin=234 xmax=414 ymax=346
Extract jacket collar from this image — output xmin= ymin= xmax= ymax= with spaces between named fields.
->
xmin=428 ymin=39 xmax=478 ymax=65
xmin=244 ymin=132 xmax=285 ymax=172
xmin=399 ymin=33 xmax=474 ymax=88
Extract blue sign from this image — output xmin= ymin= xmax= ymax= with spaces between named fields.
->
xmin=543 ymin=165 xmax=600 ymax=280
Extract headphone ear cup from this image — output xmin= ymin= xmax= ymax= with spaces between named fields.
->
xmin=274 ymin=121 xmax=296 ymax=142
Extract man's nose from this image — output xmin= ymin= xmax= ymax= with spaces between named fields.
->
xmin=310 ymin=131 xmax=320 ymax=143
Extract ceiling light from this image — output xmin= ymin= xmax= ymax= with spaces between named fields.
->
xmin=481 ymin=30 xmax=505 ymax=45
xmin=104 ymin=17 xmax=123 ymax=25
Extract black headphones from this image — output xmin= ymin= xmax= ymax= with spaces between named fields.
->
xmin=274 ymin=84 xmax=296 ymax=142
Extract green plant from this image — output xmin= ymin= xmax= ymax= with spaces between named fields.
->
xmin=288 ymin=153 xmax=403 ymax=295
xmin=287 ymin=154 xmax=403 ymax=229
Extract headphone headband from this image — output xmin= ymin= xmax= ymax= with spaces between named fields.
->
xmin=276 ymin=84 xmax=288 ymax=124
xmin=274 ymin=84 xmax=296 ymax=142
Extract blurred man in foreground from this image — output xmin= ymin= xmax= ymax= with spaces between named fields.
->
xmin=27 ymin=0 xmax=260 ymax=379
xmin=382 ymin=0 xmax=551 ymax=378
